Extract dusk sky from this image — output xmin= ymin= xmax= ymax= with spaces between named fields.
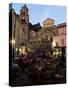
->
xmin=12 ymin=3 xmax=66 ymax=26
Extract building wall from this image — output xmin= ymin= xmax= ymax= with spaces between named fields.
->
xmin=57 ymin=25 xmax=66 ymax=35
xmin=42 ymin=18 xmax=66 ymax=47
xmin=12 ymin=11 xmax=16 ymax=40
xmin=15 ymin=18 xmax=20 ymax=49
xmin=51 ymin=27 xmax=58 ymax=36
xmin=53 ymin=24 xmax=66 ymax=47
xmin=29 ymin=30 xmax=36 ymax=39
xmin=53 ymin=35 xmax=66 ymax=47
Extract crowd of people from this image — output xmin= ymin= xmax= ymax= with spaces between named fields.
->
xmin=11 ymin=47 xmax=66 ymax=86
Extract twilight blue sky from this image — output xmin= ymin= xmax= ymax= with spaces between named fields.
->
xmin=12 ymin=3 xmax=66 ymax=26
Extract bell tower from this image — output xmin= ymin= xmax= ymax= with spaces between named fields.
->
xmin=19 ymin=4 xmax=29 ymax=46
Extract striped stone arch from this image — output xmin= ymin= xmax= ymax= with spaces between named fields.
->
xmin=29 ymin=28 xmax=56 ymax=44
xmin=37 ymin=29 xmax=55 ymax=41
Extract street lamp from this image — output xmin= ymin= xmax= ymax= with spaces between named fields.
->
xmin=52 ymin=41 xmax=56 ymax=48
xmin=10 ymin=39 xmax=15 ymax=47
xmin=19 ymin=48 xmax=22 ymax=55
xmin=52 ymin=41 xmax=62 ymax=58
xmin=10 ymin=39 xmax=15 ymax=62
xmin=53 ymin=46 xmax=62 ymax=58
xmin=12 ymin=39 xmax=15 ymax=47
xmin=21 ymin=46 xmax=31 ymax=55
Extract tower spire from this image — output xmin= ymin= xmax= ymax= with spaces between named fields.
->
xmin=21 ymin=4 xmax=28 ymax=11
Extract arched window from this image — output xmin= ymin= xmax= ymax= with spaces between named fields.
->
xmin=23 ymin=11 xmax=25 ymax=15
xmin=21 ymin=19 xmax=26 ymax=24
